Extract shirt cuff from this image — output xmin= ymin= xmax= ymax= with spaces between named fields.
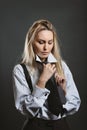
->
xmin=32 ymin=85 xmax=50 ymax=99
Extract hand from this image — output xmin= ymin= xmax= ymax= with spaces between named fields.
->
xmin=37 ymin=63 xmax=56 ymax=88
xmin=55 ymin=72 xmax=66 ymax=95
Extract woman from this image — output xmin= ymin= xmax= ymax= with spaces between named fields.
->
xmin=13 ymin=19 xmax=81 ymax=130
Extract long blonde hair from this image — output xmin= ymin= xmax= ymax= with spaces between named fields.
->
xmin=21 ymin=19 xmax=64 ymax=76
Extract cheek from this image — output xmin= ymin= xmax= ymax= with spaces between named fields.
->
xmin=33 ymin=44 xmax=42 ymax=54
xmin=50 ymin=44 xmax=54 ymax=51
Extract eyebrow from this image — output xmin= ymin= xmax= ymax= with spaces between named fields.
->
xmin=37 ymin=39 xmax=53 ymax=42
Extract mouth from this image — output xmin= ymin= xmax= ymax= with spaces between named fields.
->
xmin=42 ymin=52 xmax=49 ymax=55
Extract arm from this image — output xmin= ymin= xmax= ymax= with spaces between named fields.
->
xmin=62 ymin=61 xmax=81 ymax=115
xmin=12 ymin=64 xmax=50 ymax=118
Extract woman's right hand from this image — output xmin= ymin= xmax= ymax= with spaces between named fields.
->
xmin=37 ymin=63 xmax=56 ymax=88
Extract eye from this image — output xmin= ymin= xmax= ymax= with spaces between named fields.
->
xmin=38 ymin=40 xmax=45 ymax=44
xmin=48 ymin=41 xmax=53 ymax=45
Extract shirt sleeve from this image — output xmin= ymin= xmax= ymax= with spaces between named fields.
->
xmin=12 ymin=64 xmax=50 ymax=118
xmin=62 ymin=61 xmax=81 ymax=115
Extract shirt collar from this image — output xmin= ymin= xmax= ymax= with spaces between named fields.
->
xmin=35 ymin=53 xmax=58 ymax=63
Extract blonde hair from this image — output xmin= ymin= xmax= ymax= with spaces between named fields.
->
xmin=21 ymin=19 xmax=64 ymax=76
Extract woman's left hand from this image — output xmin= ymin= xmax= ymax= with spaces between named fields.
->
xmin=55 ymin=73 xmax=66 ymax=95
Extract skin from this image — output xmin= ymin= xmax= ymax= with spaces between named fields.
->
xmin=33 ymin=30 xmax=66 ymax=94
xmin=34 ymin=30 xmax=54 ymax=62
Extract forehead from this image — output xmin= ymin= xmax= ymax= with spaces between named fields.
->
xmin=37 ymin=30 xmax=53 ymax=39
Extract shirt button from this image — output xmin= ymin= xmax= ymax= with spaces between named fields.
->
xmin=45 ymin=93 xmax=47 ymax=96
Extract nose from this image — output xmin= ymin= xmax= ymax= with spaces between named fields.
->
xmin=44 ymin=43 xmax=48 ymax=50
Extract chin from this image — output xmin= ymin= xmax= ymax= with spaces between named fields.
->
xmin=42 ymin=56 xmax=48 ymax=59
xmin=40 ymin=55 xmax=48 ymax=61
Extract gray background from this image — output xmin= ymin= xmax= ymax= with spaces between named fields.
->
xmin=0 ymin=0 xmax=87 ymax=130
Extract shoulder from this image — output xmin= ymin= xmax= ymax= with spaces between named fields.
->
xmin=61 ymin=60 xmax=69 ymax=70
xmin=61 ymin=60 xmax=72 ymax=76
xmin=13 ymin=64 xmax=23 ymax=71
xmin=13 ymin=64 xmax=24 ymax=76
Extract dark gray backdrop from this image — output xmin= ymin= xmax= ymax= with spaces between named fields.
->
xmin=0 ymin=0 xmax=87 ymax=130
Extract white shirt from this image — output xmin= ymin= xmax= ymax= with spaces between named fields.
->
xmin=12 ymin=53 xmax=81 ymax=120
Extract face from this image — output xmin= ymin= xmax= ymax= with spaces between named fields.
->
xmin=33 ymin=30 xmax=54 ymax=62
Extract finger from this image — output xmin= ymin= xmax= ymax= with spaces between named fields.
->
xmin=45 ymin=63 xmax=51 ymax=67
xmin=59 ymin=78 xmax=65 ymax=84
xmin=51 ymin=64 xmax=55 ymax=68
xmin=53 ymin=67 xmax=56 ymax=73
xmin=56 ymin=75 xmax=64 ymax=83
xmin=43 ymin=63 xmax=46 ymax=68
xmin=54 ymin=72 xmax=58 ymax=78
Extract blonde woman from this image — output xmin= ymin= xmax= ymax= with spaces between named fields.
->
xmin=13 ymin=19 xmax=81 ymax=130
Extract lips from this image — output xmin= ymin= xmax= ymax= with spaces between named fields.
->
xmin=42 ymin=52 xmax=48 ymax=55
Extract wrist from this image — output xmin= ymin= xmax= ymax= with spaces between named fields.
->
xmin=37 ymin=79 xmax=47 ymax=88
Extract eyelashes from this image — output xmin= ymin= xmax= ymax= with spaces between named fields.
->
xmin=38 ymin=40 xmax=44 ymax=44
xmin=38 ymin=40 xmax=53 ymax=45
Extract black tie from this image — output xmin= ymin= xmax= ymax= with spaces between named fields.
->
xmin=46 ymin=76 xmax=66 ymax=116
xmin=36 ymin=61 xmax=67 ymax=116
